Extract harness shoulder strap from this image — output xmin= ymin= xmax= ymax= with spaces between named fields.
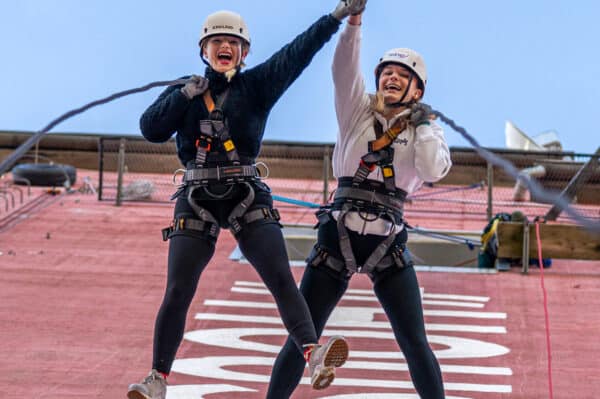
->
xmin=203 ymin=90 xmax=215 ymax=112
xmin=202 ymin=89 xmax=230 ymax=114
xmin=196 ymin=88 xmax=241 ymax=167
xmin=353 ymin=117 xmax=407 ymax=191
xmin=369 ymin=117 xmax=408 ymax=152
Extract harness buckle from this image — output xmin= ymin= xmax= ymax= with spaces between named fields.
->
xmin=161 ymin=218 xmax=180 ymax=241
xmin=195 ymin=137 xmax=212 ymax=151
xmin=312 ymin=247 xmax=329 ymax=267
xmin=209 ymin=109 xmax=225 ymax=121
xmin=359 ymin=159 xmax=377 ymax=172
xmin=161 ymin=226 xmax=172 ymax=241
xmin=229 ymin=218 xmax=242 ymax=235
xmin=271 ymin=208 xmax=281 ymax=221
xmin=315 ymin=207 xmax=332 ymax=228
xmin=391 ymin=245 xmax=413 ymax=268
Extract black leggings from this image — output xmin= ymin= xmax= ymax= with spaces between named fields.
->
xmin=267 ymin=220 xmax=445 ymax=399
xmin=152 ymin=193 xmax=318 ymax=373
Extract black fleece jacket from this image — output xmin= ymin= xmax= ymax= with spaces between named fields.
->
xmin=140 ymin=15 xmax=340 ymax=167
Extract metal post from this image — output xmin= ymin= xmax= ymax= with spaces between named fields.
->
xmin=521 ymin=221 xmax=530 ymax=274
xmin=97 ymin=137 xmax=104 ymax=201
xmin=486 ymin=161 xmax=494 ymax=220
xmin=323 ymin=146 xmax=331 ymax=204
xmin=34 ymin=141 xmax=39 ymax=164
xmin=116 ymin=138 xmax=126 ymax=206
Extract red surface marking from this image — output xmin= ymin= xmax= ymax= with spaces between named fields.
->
xmin=0 ymin=191 xmax=599 ymax=398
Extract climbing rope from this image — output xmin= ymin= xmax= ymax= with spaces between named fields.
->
xmin=1 ymin=77 xmax=598 ymax=234
xmin=0 ymin=78 xmax=187 ymax=176
xmin=431 ymin=109 xmax=599 ymax=233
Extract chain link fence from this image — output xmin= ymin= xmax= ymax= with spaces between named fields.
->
xmin=97 ymin=136 xmax=600 ymax=228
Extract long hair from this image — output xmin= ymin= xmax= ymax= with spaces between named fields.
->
xmin=369 ymin=88 xmax=423 ymax=115
xmin=369 ymin=92 xmax=385 ymax=114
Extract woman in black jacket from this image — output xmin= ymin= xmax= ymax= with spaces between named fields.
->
xmin=127 ymin=3 xmax=367 ymax=399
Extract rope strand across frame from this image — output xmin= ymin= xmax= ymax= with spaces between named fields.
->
xmin=1 ymin=77 xmax=598 ymax=233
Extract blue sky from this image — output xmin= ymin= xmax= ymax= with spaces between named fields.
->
xmin=0 ymin=0 xmax=599 ymax=154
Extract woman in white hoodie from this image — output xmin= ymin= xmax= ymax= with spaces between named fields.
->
xmin=267 ymin=9 xmax=449 ymax=399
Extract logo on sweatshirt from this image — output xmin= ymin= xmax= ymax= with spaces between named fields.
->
xmin=395 ymin=138 xmax=409 ymax=146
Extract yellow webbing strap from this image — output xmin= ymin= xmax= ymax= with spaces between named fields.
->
xmin=203 ymin=90 xmax=215 ymax=112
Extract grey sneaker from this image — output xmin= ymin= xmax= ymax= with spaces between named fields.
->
xmin=308 ymin=336 xmax=349 ymax=390
xmin=127 ymin=369 xmax=167 ymax=399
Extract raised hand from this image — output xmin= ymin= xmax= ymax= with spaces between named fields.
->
xmin=331 ymin=0 xmax=367 ymax=21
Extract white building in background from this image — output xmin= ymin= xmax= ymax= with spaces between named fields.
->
xmin=504 ymin=120 xmax=563 ymax=152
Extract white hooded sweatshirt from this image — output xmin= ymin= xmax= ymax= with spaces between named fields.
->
xmin=331 ymin=23 xmax=452 ymax=235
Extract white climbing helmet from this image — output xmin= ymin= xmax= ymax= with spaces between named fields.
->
xmin=375 ymin=48 xmax=427 ymax=90
xmin=199 ymin=10 xmax=250 ymax=48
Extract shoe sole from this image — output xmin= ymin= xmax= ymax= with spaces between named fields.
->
xmin=127 ymin=391 xmax=150 ymax=399
xmin=311 ymin=336 xmax=349 ymax=390
xmin=323 ymin=336 xmax=349 ymax=368
xmin=312 ymin=366 xmax=335 ymax=390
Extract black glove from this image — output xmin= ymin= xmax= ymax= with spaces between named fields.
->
xmin=180 ymin=75 xmax=209 ymax=100
xmin=410 ymin=103 xmax=434 ymax=127
xmin=331 ymin=0 xmax=367 ymax=21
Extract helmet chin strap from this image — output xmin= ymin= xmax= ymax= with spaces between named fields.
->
xmin=385 ymin=74 xmax=416 ymax=108
xmin=201 ymin=53 xmax=211 ymax=67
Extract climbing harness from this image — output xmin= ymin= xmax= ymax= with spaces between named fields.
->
xmin=163 ymin=86 xmax=279 ymax=239
xmin=310 ymin=116 xmax=415 ymax=277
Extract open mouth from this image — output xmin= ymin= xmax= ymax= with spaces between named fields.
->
xmin=217 ymin=52 xmax=233 ymax=64
xmin=384 ymin=83 xmax=402 ymax=92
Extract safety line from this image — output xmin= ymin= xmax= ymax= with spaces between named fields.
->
xmin=535 ymin=221 xmax=554 ymax=399
xmin=272 ymin=193 xmax=480 ymax=247
xmin=408 ymin=182 xmax=484 ymax=199
xmin=406 ymin=225 xmax=480 ymax=249
xmin=272 ymin=194 xmax=321 ymax=209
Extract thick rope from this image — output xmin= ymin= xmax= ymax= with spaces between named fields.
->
xmin=1 ymin=77 xmax=597 ymax=234
xmin=0 ymin=78 xmax=187 ymax=176
xmin=431 ymin=109 xmax=600 ymax=233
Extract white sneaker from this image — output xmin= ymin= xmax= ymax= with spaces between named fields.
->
xmin=307 ymin=336 xmax=349 ymax=390
xmin=127 ymin=369 xmax=167 ymax=399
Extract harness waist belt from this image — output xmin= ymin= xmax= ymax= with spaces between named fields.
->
xmin=337 ymin=177 xmax=408 ymax=198
xmin=333 ymin=186 xmax=405 ymax=213
xmin=184 ymin=165 xmax=258 ymax=183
